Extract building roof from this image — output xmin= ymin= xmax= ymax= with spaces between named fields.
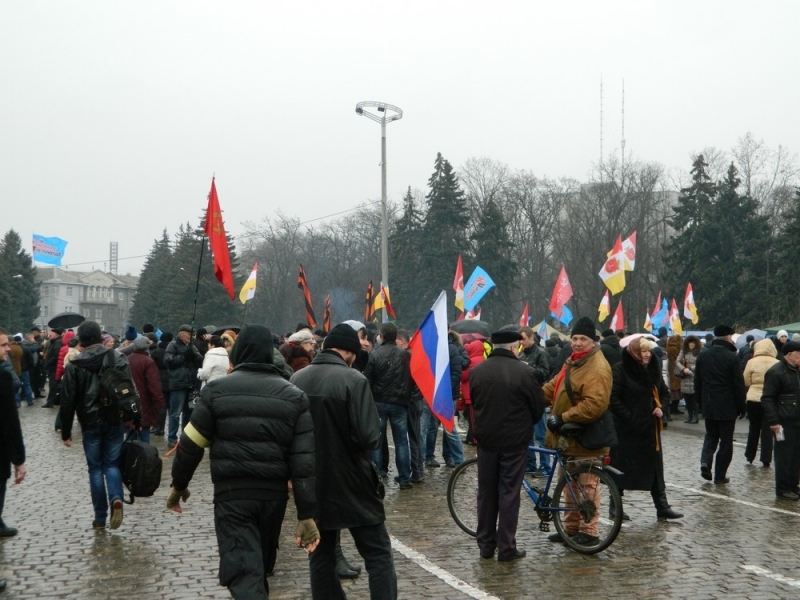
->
xmin=36 ymin=267 xmax=139 ymax=288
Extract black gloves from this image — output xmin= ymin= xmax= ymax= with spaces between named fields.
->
xmin=546 ymin=414 xmax=564 ymax=433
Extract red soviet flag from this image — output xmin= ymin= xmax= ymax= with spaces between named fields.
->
xmin=204 ymin=178 xmax=235 ymax=299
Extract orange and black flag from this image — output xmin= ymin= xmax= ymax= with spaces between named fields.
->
xmin=297 ymin=265 xmax=317 ymax=328
xmin=364 ymin=280 xmax=375 ymax=322
xmin=323 ymin=293 xmax=332 ymax=333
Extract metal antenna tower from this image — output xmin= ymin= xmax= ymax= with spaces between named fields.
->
xmin=600 ymin=76 xmax=604 ymax=165
xmin=621 ymin=80 xmax=626 ymax=170
xmin=109 ymin=241 xmax=118 ymax=274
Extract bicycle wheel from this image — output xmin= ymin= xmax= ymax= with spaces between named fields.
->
xmin=551 ymin=465 xmax=622 ymax=554
xmin=447 ymin=457 xmax=479 ymax=536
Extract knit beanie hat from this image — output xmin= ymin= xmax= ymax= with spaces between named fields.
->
xmin=777 ymin=330 xmax=789 ymax=340
xmin=324 ymin=324 xmax=361 ymax=355
xmin=133 ymin=336 xmax=151 ymax=351
xmin=571 ymin=317 xmax=596 ymax=339
xmin=124 ymin=325 xmax=137 ymax=341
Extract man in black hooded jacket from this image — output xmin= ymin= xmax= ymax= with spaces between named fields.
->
xmin=168 ymin=324 xmax=318 ymax=600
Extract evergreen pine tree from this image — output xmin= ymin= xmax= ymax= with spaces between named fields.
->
xmin=0 ymin=229 xmax=41 ymax=332
xmin=389 ymin=187 xmax=427 ymax=327
xmin=130 ymin=229 xmax=173 ymax=328
xmin=773 ymin=188 xmax=800 ymax=322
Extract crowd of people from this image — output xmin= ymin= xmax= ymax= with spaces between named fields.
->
xmin=1 ymin=315 xmax=800 ymax=597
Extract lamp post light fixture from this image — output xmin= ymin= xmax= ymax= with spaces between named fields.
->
xmin=355 ymin=101 xmax=403 ymax=322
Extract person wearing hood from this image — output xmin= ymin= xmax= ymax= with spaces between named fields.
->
xmin=127 ymin=335 xmax=164 ymax=443
xmin=60 ymin=321 xmax=134 ymax=530
xmin=610 ymin=337 xmax=683 ymax=521
xmin=743 ymin=339 xmax=779 ymax=468
xmin=168 ymin=324 xmax=318 ymax=599
xmin=695 ymin=325 xmax=747 ymax=484
xmin=198 ymin=336 xmax=231 ymax=388
xmin=220 ymin=330 xmax=238 ymax=356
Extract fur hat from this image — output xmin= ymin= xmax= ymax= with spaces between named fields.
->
xmin=571 ymin=317 xmax=596 ymax=339
xmin=491 ymin=330 xmax=522 ymax=344
xmin=178 ymin=324 xmax=192 ymax=334
xmin=782 ymin=341 xmax=800 ymax=355
xmin=324 ymin=324 xmax=361 ymax=355
xmin=288 ymin=330 xmax=314 ymax=344
xmin=713 ymin=324 xmax=735 ymax=337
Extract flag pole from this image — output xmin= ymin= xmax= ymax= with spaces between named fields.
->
xmin=190 ymin=234 xmax=207 ymax=338
xmin=240 ymin=300 xmax=249 ymax=328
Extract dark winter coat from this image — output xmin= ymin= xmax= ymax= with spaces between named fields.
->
xmin=128 ymin=350 xmax=165 ymax=428
xmin=60 ymin=345 xmax=130 ymax=440
xmin=164 ymin=338 xmax=203 ymax=391
xmin=171 ymin=325 xmax=315 ymax=516
xmin=600 ymin=335 xmax=622 ymax=368
xmin=149 ymin=344 xmax=171 ymax=397
xmin=610 ymin=351 xmax=669 ymax=490
xmin=44 ymin=335 xmax=63 ymax=373
xmin=449 ymin=342 xmax=470 ymax=401
xmin=291 ymin=350 xmax=384 ymax=530
xmin=520 ymin=343 xmax=552 ymax=384
xmin=470 ymin=349 xmax=545 ymax=453
xmin=363 ymin=340 xmax=411 ymax=406
xmin=0 ymin=369 xmax=26 ymax=480
xmin=761 ymin=359 xmax=800 ymax=427
xmin=695 ymin=338 xmax=747 ymax=420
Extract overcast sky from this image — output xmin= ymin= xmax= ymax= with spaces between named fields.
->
xmin=4 ymin=1 xmax=798 ymax=277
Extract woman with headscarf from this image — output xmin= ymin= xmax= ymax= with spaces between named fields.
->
xmin=610 ymin=336 xmax=683 ymax=521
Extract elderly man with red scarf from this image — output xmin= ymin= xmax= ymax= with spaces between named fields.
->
xmin=542 ymin=316 xmax=612 ymax=547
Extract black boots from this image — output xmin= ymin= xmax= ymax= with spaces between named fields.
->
xmin=335 ymin=532 xmax=361 ymax=579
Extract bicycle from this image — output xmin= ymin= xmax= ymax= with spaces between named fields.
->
xmin=447 ymin=445 xmax=623 ymax=554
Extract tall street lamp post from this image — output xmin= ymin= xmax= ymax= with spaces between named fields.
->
xmin=355 ymin=101 xmax=403 ymax=322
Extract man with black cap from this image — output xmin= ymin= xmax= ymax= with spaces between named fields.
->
xmin=761 ymin=340 xmax=800 ymax=499
xmin=470 ymin=329 xmax=545 ymax=561
xmin=168 ymin=323 xmax=318 ymax=599
xmin=291 ymin=323 xmax=397 ymax=599
xmin=60 ymin=320 xmax=132 ymax=529
xmin=695 ymin=324 xmax=746 ymax=484
xmin=163 ymin=324 xmax=203 ymax=448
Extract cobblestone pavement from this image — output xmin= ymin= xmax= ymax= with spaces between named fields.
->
xmin=2 ymin=402 xmax=799 ymax=599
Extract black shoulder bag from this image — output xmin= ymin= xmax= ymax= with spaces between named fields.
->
xmin=562 ymin=358 xmax=618 ymax=449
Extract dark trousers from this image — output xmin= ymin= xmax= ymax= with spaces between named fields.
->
xmin=214 ymin=498 xmax=288 ymax=600
xmin=310 ymin=523 xmax=397 ymax=600
xmin=0 ymin=478 xmax=7 ymax=526
xmin=701 ymin=419 xmax=736 ymax=480
xmin=745 ymin=401 xmax=773 ymax=465
xmin=684 ymin=392 xmax=698 ymax=416
xmin=46 ymin=371 xmax=59 ymax=404
xmin=476 ymin=448 xmax=527 ymax=559
xmin=408 ymin=398 xmax=425 ymax=479
xmin=774 ymin=423 xmax=800 ymax=494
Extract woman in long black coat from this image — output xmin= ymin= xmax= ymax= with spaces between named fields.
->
xmin=610 ymin=337 xmax=683 ymax=521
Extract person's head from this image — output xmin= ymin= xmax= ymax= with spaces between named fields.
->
xmin=178 ymin=324 xmax=192 ymax=344
xmin=447 ymin=329 xmax=463 ymax=347
xmin=208 ymin=335 xmax=224 ymax=349
xmin=684 ymin=335 xmax=701 ymax=354
xmin=324 ymin=324 xmax=362 ymax=366
xmin=159 ymin=331 xmax=174 ymax=348
xmin=777 ymin=330 xmax=789 ymax=344
xmin=195 ymin=327 xmax=208 ymax=340
xmin=490 ymin=330 xmax=523 ymax=356
xmin=601 ymin=329 xmax=615 ymax=340
xmin=570 ymin=317 xmax=597 ymax=353
xmin=0 ymin=328 xmax=9 ymax=361
xmin=396 ymin=329 xmax=410 ymax=349
xmin=288 ymin=329 xmax=316 ymax=355
xmin=783 ymin=341 xmax=800 ymax=368
xmin=101 ymin=333 xmax=115 ymax=348
xmin=657 ymin=326 xmax=668 ymax=338
xmin=49 ymin=328 xmax=63 ymax=340
xmin=133 ymin=336 xmax=151 ymax=352
xmin=124 ymin=325 xmax=138 ymax=342
xmin=380 ymin=323 xmax=398 ymax=344
xmin=77 ymin=321 xmax=103 ymax=347
xmin=221 ymin=330 xmax=238 ymax=351
xmin=519 ymin=326 xmax=536 ymax=349
xmin=229 ymin=324 xmax=274 ymax=367
xmin=627 ymin=336 xmax=657 ymax=365
xmin=746 ymin=334 xmax=755 ymax=344
xmin=713 ymin=324 xmax=735 ymax=341
xmin=142 ymin=323 xmax=155 ymax=334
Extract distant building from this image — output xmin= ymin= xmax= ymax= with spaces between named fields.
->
xmin=36 ymin=267 xmax=139 ymax=335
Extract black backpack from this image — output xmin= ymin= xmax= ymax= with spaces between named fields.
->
xmin=120 ymin=430 xmax=162 ymax=504
xmin=99 ymin=350 xmax=141 ymax=423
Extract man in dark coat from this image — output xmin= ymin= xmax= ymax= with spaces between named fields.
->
xmin=761 ymin=340 xmax=800 ymax=500
xmin=148 ymin=332 xmax=173 ymax=436
xmin=600 ymin=329 xmax=622 ymax=367
xmin=470 ymin=329 xmax=545 ymax=562
xmin=61 ymin=321 xmax=132 ymax=530
xmin=127 ymin=336 xmax=164 ymax=443
xmin=519 ymin=327 xmax=551 ymax=383
xmin=169 ymin=324 xmax=318 ymax=600
xmin=291 ymin=324 xmax=397 ymax=600
xmin=42 ymin=327 xmax=64 ymax=407
xmin=163 ymin=324 xmax=203 ymax=448
xmin=695 ymin=324 xmax=747 ymax=484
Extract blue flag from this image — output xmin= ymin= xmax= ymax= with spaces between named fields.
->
xmin=551 ymin=305 xmax=573 ymax=327
xmin=651 ymin=298 xmax=668 ymax=332
xmin=462 ymin=266 xmax=496 ymax=312
xmin=32 ymin=235 xmax=68 ymax=265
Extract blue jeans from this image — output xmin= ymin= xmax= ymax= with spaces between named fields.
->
xmin=168 ymin=389 xmax=192 ymax=445
xmin=421 ymin=404 xmax=464 ymax=465
xmin=371 ymin=403 xmax=411 ymax=485
xmin=81 ymin=425 xmax=124 ymax=524
xmin=527 ymin=413 xmax=551 ymax=472
xmin=15 ymin=371 xmax=34 ymax=405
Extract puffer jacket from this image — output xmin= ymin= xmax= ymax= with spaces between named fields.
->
xmin=171 ymin=324 xmax=315 ymax=517
xmin=198 ymin=347 xmax=230 ymax=387
xmin=762 ymin=359 xmax=800 ymax=426
xmin=55 ymin=331 xmax=76 ymax=381
xmin=363 ymin=340 xmax=411 ymax=406
xmin=164 ymin=338 xmax=203 ymax=391
xmin=542 ymin=347 xmax=612 ymax=457
xmin=460 ymin=339 xmax=486 ymax=404
xmin=743 ymin=339 xmax=779 ymax=402
xmin=60 ymin=345 xmax=129 ymax=440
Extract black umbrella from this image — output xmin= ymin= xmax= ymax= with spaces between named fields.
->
xmin=449 ymin=320 xmax=492 ymax=338
xmin=48 ymin=311 xmax=85 ymax=330
xmin=213 ymin=326 xmax=242 ymax=336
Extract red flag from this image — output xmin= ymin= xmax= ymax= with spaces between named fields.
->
xmin=548 ymin=266 xmax=573 ymax=317
xmin=297 ymin=265 xmax=317 ymax=328
xmin=364 ymin=281 xmax=375 ymax=322
xmin=519 ymin=302 xmax=529 ymax=327
xmin=204 ymin=178 xmax=234 ymax=299
xmin=323 ymin=293 xmax=332 ymax=333
xmin=610 ymin=300 xmax=624 ymax=332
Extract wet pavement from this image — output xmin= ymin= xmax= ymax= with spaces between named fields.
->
xmin=2 ymin=402 xmax=798 ymax=599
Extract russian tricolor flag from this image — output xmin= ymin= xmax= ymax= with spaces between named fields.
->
xmin=409 ymin=291 xmax=454 ymax=432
